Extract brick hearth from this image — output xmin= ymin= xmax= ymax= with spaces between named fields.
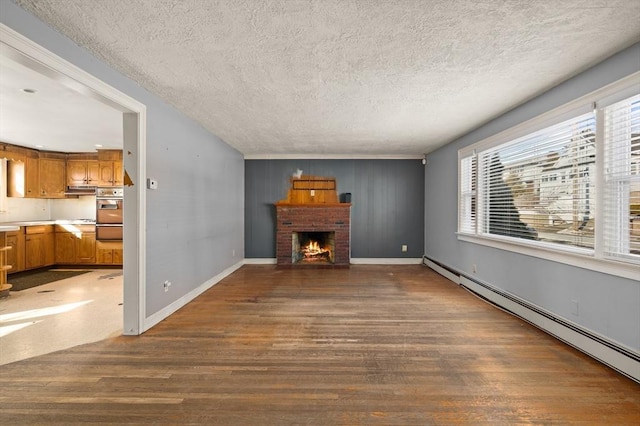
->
xmin=275 ymin=203 xmax=351 ymax=266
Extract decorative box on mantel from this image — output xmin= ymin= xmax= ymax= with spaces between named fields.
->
xmin=275 ymin=175 xmax=351 ymax=267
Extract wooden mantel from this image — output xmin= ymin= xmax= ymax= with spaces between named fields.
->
xmin=277 ymin=175 xmax=340 ymax=205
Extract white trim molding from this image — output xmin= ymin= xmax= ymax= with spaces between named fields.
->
xmin=423 ymin=257 xmax=460 ymax=283
xmin=243 ymin=258 xmax=277 ymax=265
xmin=243 ymin=258 xmax=423 ymax=265
xmin=350 ymin=258 xmax=423 ymax=265
xmin=244 ymin=154 xmax=424 ymax=160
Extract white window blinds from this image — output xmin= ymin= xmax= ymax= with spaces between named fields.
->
xmin=476 ymin=113 xmax=596 ymax=248
xmin=603 ymin=94 xmax=640 ymax=261
xmin=459 ymin=154 xmax=476 ymax=234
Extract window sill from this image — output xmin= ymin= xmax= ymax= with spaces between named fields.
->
xmin=456 ymin=233 xmax=639 ymax=281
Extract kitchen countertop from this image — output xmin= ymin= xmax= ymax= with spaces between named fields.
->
xmin=0 ymin=219 xmax=96 ymax=227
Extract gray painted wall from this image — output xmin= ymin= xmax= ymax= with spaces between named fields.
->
xmin=246 ymin=159 xmax=424 ymax=258
xmin=424 ymin=43 xmax=640 ymax=351
xmin=2 ymin=1 xmax=245 ymax=317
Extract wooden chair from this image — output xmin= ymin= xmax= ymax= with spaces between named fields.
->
xmin=0 ymin=245 xmax=13 ymax=297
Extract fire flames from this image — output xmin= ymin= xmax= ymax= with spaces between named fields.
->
xmin=302 ymin=240 xmax=331 ymax=258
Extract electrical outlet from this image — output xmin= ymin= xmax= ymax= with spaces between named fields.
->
xmin=232 ymin=249 xmax=236 ymax=257
xmin=401 ymin=244 xmax=408 ymax=252
xmin=164 ymin=280 xmax=171 ymax=292
xmin=472 ymin=263 xmax=477 ymax=273
xmin=571 ymin=299 xmax=579 ymax=316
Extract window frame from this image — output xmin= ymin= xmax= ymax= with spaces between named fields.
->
xmin=457 ymin=72 xmax=640 ymax=281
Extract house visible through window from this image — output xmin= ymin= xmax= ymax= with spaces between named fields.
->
xmin=458 ymin=80 xmax=640 ymax=272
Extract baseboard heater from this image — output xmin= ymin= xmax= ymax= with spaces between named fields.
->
xmin=423 ymin=255 xmax=640 ymax=383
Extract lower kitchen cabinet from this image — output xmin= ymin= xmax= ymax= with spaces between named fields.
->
xmin=5 ymin=223 xmax=121 ymax=272
xmin=55 ymin=225 xmax=96 ymax=264
xmin=54 ymin=232 xmax=76 ymax=264
xmin=5 ymin=228 xmax=25 ymax=273
xmin=96 ymin=241 xmax=123 ymax=265
xmin=77 ymin=232 xmax=96 ymax=263
xmin=25 ymin=225 xmax=55 ymax=269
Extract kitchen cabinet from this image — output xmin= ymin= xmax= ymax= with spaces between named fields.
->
xmin=7 ymin=159 xmax=26 ymax=197
xmin=77 ymin=232 xmax=96 ymax=263
xmin=67 ymin=160 xmax=99 ymax=187
xmin=4 ymin=144 xmax=69 ymax=199
xmin=113 ymin=160 xmax=123 ymax=186
xmin=39 ymin=158 xmax=66 ymax=198
xmin=25 ymin=225 xmax=55 ymax=269
xmin=96 ymin=240 xmax=123 ymax=265
xmin=55 ymin=231 xmax=76 ymax=264
xmin=25 ymin=156 xmax=39 ymax=198
xmin=97 ymin=160 xmax=123 ymax=186
xmin=5 ymin=228 xmax=25 ymax=273
xmin=4 ymin=150 xmax=27 ymax=197
xmin=55 ymin=225 xmax=96 ymax=264
xmin=97 ymin=150 xmax=123 ymax=186
xmin=44 ymin=228 xmax=55 ymax=265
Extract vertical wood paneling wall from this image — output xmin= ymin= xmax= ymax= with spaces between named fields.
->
xmin=245 ymin=159 xmax=425 ymax=259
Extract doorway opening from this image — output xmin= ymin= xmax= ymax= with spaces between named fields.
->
xmin=0 ymin=23 xmax=147 ymax=355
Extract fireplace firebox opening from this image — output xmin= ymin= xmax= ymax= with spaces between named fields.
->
xmin=292 ymin=231 xmax=335 ymax=264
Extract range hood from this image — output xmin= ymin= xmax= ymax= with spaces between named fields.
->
xmin=65 ymin=186 xmax=97 ymax=196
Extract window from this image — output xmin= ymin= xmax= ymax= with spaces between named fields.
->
xmin=458 ymin=154 xmax=476 ymax=234
xmin=603 ymin=94 xmax=640 ymax=262
xmin=477 ymin=112 xmax=596 ymax=248
xmin=458 ymin=76 xmax=640 ymax=275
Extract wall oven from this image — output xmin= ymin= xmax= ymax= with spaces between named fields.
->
xmin=96 ymin=187 xmax=123 ymax=240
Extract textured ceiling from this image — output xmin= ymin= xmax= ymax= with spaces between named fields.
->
xmin=15 ymin=0 xmax=640 ymax=157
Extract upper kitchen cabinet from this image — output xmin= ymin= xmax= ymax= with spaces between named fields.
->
xmin=25 ymin=155 xmax=39 ymax=197
xmin=4 ymin=143 xmax=65 ymax=199
xmin=3 ymin=146 xmax=27 ymax=197
xmin=2 ymin=143 xmax=33 ymax=198
xmin=97 ymin=150 xmax=123 ymax=186
xmin=67 ymin=153 xmax=99 ymax=187
xmin=38 ymin=154 xmax=66 ymax=198
xmin=113 ymin=160 xmax=123 ymax=186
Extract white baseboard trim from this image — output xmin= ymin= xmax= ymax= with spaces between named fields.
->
xmin=243 ymin=258 xmax=277 ymax=264
xmin=243 ymin=258 xmax=423 ymax=265
xmin=350 ymin=258 xmax=423 ymax=264
xmin=423 ymin=256 xmax=639 ymax=383
xmin=423 ymin=257 xmax=460 ymax=284
xmin=143 ymin=260 xmax=244 ymax=331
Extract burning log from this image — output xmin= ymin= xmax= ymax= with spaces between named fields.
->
xmin=302 ymin=240 xmax=331 ymax=260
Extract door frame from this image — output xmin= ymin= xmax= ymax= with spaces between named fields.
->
xmin=0 ymin=24 xmax=148 ymax=335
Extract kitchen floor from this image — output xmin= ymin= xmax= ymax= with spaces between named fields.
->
xmin=0 ymin=269 xmax=122 ymax=365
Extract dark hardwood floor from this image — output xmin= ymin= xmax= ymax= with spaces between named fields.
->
xmin=1 ymin=265 xmax=638 ymax=424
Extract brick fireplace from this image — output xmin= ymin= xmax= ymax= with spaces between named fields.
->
xmin=275 ymin=204 xmax=351 ymax=266
xmin=275 ymin=175 xmax=351 ymax=266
